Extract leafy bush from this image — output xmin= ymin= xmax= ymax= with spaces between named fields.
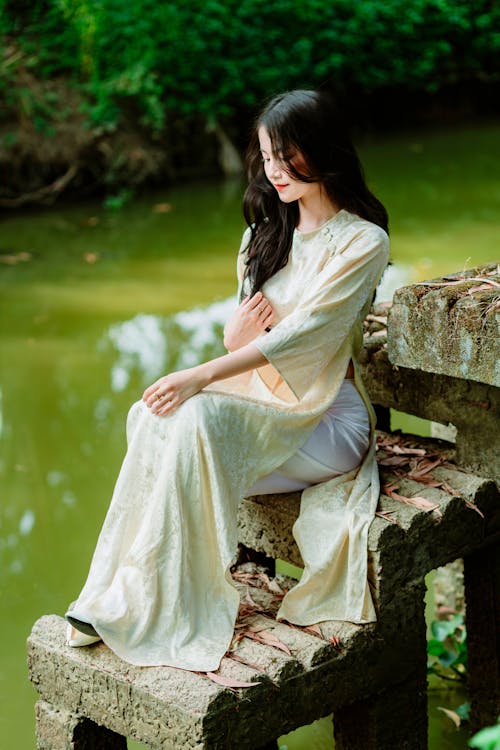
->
xmin=427 ymin=612 xmax=467 ymax=681
xmin=1 ymin=0 xmax=499 ymax=133
xmin=468 ymin=716 xmax=500 ymax=750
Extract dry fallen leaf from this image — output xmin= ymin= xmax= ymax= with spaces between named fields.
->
xmin=436 ymin=605 xmax=459 ymax=616
xmin=378 ymin=455 xmax=412 ymax=466
xmin=0 ymin=251 xmax=32 ymax=264
xmin=365 ymin=314 xmax=388 ymax=325
xmin=243 ymin=627 xmax=292 ymax=655
xmin=391 ymin=445 xmax=427 ymax=457
xmin=266 ymin=577 xmax=285 ymax=596
xmin=245 ymin=588 xmax=261 ymax=610
xmin=227 ymin=652 xmax=267 ymax=673
xmin=467 ymin=283 xmax=498 ymax=294
xmin=153 ymin=202 xmax=172 ymax=213
xmin=463 ymin=499 xmax=485 ymax=518
xmin=375 ymin=510 xmax=397 ymax=524
xmin=436 ymin=706 xmax=461 ymax=728
xmin=201 ymin=671 xmax=260 ymax=689
xmin=465 ymin=276 xmax=500 ymax=288
xmin=302 ymin=624 xmax=323 ymax=638
xmin=383 ymin=487 xmax=442 ymax=517
xmin=414 ymin=280 xmax=465 ymax=288
xmin=408 ymin=457 xmax=444 ymax=478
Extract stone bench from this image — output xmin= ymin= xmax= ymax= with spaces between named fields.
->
xmin=27 ymin=265 xmax=500 ymax=749
xmin=28 ymin=429 xmax=500 ymax=749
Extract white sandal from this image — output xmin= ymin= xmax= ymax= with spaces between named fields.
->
xmin=66 ymin=622 xmax=102 ymax=647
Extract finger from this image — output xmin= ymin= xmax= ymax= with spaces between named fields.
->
xmin=257 ymin=301 xmax=271 ymax=317
xmin=158 ymin=398 xmax=179 ymax=416
xmin=255 ymin=302 xmax=272 ymax=321
xmin=248 ymin=296 xmax=265 ymax=312
xmin=145 ymin=390 xmax=162 ymax=408
xmin=143 ymin=381 xmax=160 ymax=400
xmin=149 ymin=389 xmax=172 ymax=411
xmin=261 ymin=308 xmax=274 ymax=327
xmin=145 ymin=392 xmax=158 ymax=408
xmin=247 ymin=292 xmax=263 ymax=309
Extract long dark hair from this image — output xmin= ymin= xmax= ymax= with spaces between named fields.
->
xmin=242 ymin=89 xmax=389 ymax=297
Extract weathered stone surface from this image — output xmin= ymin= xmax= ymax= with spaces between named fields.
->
xmin=238 ymin=493 xmax=302 ymax=567
xmin=359 ymin=344 xmax=500 ymax=483
xmin=387 ymin=263 xmax=500 ymax=387
xmin=28 ymin=618 xmax=234 ymax=749
xmin=35 ymin=699 xmax=126 ymax=750
xmin=27 ymin=577 xmax=423 ymax=750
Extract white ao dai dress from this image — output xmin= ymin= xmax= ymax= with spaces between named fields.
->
xmin=66 ymin=208 xmax=390 ymax=671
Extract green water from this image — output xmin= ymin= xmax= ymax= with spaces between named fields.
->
xmin=1 ymin=122 xmax=498 ymax=749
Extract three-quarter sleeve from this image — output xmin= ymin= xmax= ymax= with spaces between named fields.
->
xmin=254 ymin=225 xmax=389 ymax=400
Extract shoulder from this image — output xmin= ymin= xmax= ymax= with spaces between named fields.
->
xmin=339 ymin=210 xmax=388 ymax=243
xmin=336 ymin=210 xmax=389 ymax=259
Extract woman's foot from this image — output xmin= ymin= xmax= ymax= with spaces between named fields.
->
xmin=66 ymin=615 xmax=99 ymax=637
xmin=65 ymin=615 xmax=101 ymax=647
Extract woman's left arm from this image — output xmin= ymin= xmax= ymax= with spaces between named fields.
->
xmin=142 ymin=343 xmax=268 ymax=416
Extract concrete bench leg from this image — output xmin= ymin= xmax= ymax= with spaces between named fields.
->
xmin=333 ymin=673 xmax=427 ymax=750
xmin=35 ymin=700 xmax=127 ymax=750
xmin=463 ymin=542 xmax=500 ymax=731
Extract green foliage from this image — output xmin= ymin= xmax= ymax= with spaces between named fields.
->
xmin=468 ymin=715 xmax=500 ymax=750
xmin=103 ymin=188 xmax=134 ymax=211
xmin=2 ymin=0 xmax=81 ymax=77
xmin=427 ymin=613 xmax=467 ymax=681
xmin=456 ymin=702 xmax=471 ymax=721
xmin=1 ymin=0 xmax=499 ymax=133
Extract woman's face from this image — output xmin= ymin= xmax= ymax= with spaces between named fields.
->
xmin=258 ymin=126 xmax=318 ymax=204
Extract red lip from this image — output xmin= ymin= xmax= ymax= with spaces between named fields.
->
xmin=274 ymin=184 xmax=289 ymax=191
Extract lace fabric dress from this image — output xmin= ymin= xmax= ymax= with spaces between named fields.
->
xmin=66 ymin=208 xmax=390 ymax=671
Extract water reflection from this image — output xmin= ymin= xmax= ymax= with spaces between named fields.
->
xmin=19 ymin=509 xmax=35 ymax=536
xmin=106 ymin=314 xmax=168 ymax=391
xmin=103 ymin=295 xmax=235 ymax=393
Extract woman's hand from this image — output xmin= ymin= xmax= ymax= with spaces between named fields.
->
xmin=223 ymin=291 xmax=275 ymax=352
xmin=142 ymin=366 xmax=209 ymax=416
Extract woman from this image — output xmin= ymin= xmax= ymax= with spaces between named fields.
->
xmin=65 ymin=89 xmax=389 ymax=672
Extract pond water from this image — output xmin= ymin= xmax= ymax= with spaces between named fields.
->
xmin=1 ymin=122 xmax=498 ymax=749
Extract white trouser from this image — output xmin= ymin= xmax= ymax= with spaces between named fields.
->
xmin=245 ymin=379 xmax=371 ymax=495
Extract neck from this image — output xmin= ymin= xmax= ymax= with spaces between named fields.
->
xmin=297 ymin=189 xmax=340 ymax=232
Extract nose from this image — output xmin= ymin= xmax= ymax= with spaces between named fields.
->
xmin=269 ymin=158 xmax=283 ymax=180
